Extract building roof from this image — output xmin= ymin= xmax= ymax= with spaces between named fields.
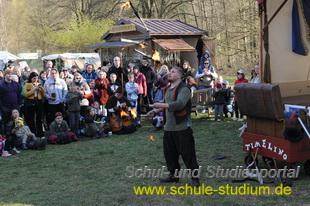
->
xmin=85 ymin=41 xmax=135 ymax=49
xmin=101 ymin=18 xmax=208 ymax=40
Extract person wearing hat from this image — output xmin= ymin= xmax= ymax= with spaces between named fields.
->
xmin=14 ymin=117 xmax=38 ymax=150
xmin=62 ymin=66 xmax=74 ymax=86
xmin=0 ymin=68 xmax=22 ymax=128
xmin=71 ymin=65 xmax=80 ymax=75
xmin=233 ymin=69 xmax=248 ymax=121
xmin=3 ymin=60 xmax=14 ymax=71
xmin=147 ymin=66 xmax=200 ymax=187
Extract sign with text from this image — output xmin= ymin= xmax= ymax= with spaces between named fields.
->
xmin=110 ymin=24 xmax=136 ymax=33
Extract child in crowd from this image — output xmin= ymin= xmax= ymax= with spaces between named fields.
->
xmin=11 ymin=74 xmax=19 ymax=83
xmin=47 ymin=112 xmax=78 ymax=144
xmin=39 ymin=70 xmax=47 ymax=85
xmin=125 ymin=72 xmax=139 ymax=107
xmin=108 ymin=73 xmax=120 ymax=95
xmin=150 ymin=112 xmax=164 ymax=131
xmin=95 ymin=70 xmax=109 ymax=116
xmin=214 ymin=75 xmax=223 ymax=89
xmin=66 ymin=82 xmax=83 ymax=135
xmin=84 ymin=107 xmax=107 ymax=138
xmin=212 ymin=84 xmax=227 ymax=122
xmin=233 ymin=69 xmax=248 ymax=121
xmin=93 ymin=101 xmax=104 ymax=117
xmin=186 ymin=76 xmax=199 ymax=95
xmin=14 ymin=117 xmax=41 ymax=150
xmin=199 ymin=50 xmax=212 ymax=69
xmin=222 ymin=81 xmax=234 ymax=118
xmin=88 ymin=79 xmax=101 ymax=106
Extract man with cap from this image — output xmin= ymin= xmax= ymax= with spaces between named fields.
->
xmin=147 ymin=66 xmax=200 ymax=187
xmin=0 ymin=68 xmax=22 ymax=128
xmin=4 ymin=60 xmax=14 ymax=71
xmin=233 ymin=69 xmax=248 ymax=121
xmin=62 ymin=66 xmax=74 ymax=86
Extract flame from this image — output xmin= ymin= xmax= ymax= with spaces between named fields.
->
xmin=152 ymin=51 xmax=160 ymax=61
xmin=121 ymin=2 xmax=131 ymax=10
xmin=130 ymin=108 xmax=137 ymax=119
xmin=120 ymin=110 xmax=128 ymax=117
xmin=148 ymin=136 xmax=155 ymax=142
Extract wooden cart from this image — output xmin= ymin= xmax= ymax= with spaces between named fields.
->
xmin=235 ymin=83 xmax=310 ymax=175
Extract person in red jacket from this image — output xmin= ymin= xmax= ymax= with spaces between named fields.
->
xmin=233 ymin=69 xmax=248 ymax=121
xmin=133 ymin=66 xmax=147 ymax=115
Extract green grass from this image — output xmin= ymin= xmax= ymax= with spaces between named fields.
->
xmin=0 ymin=115 xmax=309 ymax=206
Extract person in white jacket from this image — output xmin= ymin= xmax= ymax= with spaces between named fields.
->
xmin=43 ymin=68 xmax=68 ymax=125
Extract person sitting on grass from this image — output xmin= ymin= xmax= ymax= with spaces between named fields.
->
xmin=15 ymin=117 xmax=46 ymax=150
xmin=150 ymin=112 xmax=164 ymax=131
xmin=106 ymin=87 xmax=138 ymax=133
xmin=83 ymin=106 xmax=107 ymax=138
xmin=47 ymin=112 xmax=78 ymax=144
xmin=4 ymin=109 xmax=26 ymax=155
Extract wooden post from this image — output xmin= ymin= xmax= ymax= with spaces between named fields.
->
xmin=259 ymin=4 xmax=263 ymax=83
xmin=119 ymin=52 xmax=124 ymax=91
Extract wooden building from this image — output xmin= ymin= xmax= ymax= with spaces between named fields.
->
xmin=86 ymin=18 xmax=215 ymax=72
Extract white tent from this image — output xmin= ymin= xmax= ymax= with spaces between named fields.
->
xmin=41 ymin=53 xmax=101 ymax=69
xmin=0 ymin=51 xmax=20 ymax=70
xmin=259 ymin=0 xmax=310 ymax=97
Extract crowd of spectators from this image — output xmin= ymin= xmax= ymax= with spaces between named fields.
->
xmin=0 ymin=52 xmax=259 ymax=157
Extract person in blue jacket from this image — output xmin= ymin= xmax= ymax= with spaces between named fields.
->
xmin=82 ymin=64 xmax=98 ymax=83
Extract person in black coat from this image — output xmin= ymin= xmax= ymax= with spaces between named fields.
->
xmin=139 ymin=58 xmax=155 ymax=104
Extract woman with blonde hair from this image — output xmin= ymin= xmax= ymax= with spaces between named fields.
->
xmin=153 ymin=65 xmax=170 ymax=102
xmin=158 ymin=65 xmax=169 ymax=76
xmin=73 ymin=72 xmax=92 ymax=115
